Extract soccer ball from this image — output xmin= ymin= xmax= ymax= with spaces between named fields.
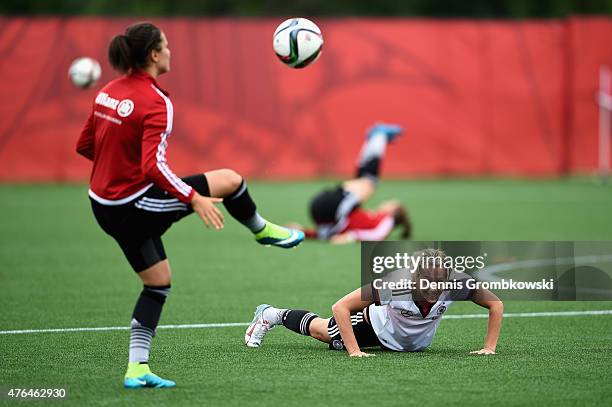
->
xmin=273 ymin=18 xmax=323 ymax=69
xmin=68 ymin=57 xmax=101 ymax=89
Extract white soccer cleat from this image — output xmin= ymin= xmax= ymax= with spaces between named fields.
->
xmin=245 ymin=304 xmax=275 ymax=348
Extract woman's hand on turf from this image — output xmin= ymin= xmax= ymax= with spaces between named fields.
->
xmin=191 ymin=193 xmax=224 ymax=230
xmin=348 ymin=350 xmax=375 ymax=357
xmin=470 ymin=348 xmax=496 ymax=355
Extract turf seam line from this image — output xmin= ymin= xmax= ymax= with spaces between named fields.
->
xmin=1 ymin=310 xmax=611 ymax=335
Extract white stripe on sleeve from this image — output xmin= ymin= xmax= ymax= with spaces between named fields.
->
xmin=150 ymin=84 xmax=192 ymax=198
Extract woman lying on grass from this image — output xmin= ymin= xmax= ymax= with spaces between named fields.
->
xmin=245 ymin=248 xmax=503 ymax=356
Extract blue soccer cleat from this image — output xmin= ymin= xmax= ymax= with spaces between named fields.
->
xmin=255 ymin=223 xmax=305 ymax=249
xmin=124 ymin=373 xmax=176 ymax=389
xmin=367 ymin=122 xmax=404 ymax=143
xmin=124 ymin=363 xmax=176 ymax=389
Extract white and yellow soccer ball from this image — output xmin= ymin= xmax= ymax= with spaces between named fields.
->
xmin=68 ymin=57 xmax=101 ymax=89
xmin=273 ymin=18 xmax=323 ymax=69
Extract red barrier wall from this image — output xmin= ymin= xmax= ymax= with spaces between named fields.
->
xmin=0 ymin=17 xmax=610 ymax=181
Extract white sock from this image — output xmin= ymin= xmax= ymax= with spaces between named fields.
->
xmin=263 ymin=306 xmax=286 ymax=326
xmin=244 ymin=213 xmax=266 ymax=233
xmin=357 ymin=131 xmax=387 ymax=166
xmin=128 ymin=319 xmax=154 ymax=363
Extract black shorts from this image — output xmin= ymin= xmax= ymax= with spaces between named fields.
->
xmin=327 ymin=308 xmax=383 ymax=351
xmin=90 ymin=174 xmax=210 ymax=272
xmin=309 ymin=186 xmax=359 ymax=224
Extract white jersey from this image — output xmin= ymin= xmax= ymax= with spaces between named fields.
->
xmin=368 ymin=269 xmax=474 ymax=352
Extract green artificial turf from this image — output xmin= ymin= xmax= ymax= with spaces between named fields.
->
xmin=1 ymin=179 xmax=611 ymax=406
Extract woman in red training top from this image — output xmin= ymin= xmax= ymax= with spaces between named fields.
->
xmin=76 ymin=22 xmax=304 ymax=389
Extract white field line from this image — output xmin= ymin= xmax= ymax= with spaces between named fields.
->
xmin=1 ymin=310 xmax=611 ymax=335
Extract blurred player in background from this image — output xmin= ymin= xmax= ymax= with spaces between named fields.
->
xmin=245 ymin=248 xmax=503 ymax=356
xmin=76 ymin=22 xmax=304 ymax=389
xmin=289 ymin=123 xmax=411 ymax=243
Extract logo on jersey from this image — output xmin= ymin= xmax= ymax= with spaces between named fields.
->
xmin=95 ymin=92 xmax=134 ymax=118
xmin=437 ymin=305 xmax=447 ymax=315
xmin=400 ymin=310 xmax=414 ymax=318
xmin=117 ymin=99 xmax=135 ymax=117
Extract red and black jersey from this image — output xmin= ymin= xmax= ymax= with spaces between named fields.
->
xmin=76 ymin=70 xmax=194 ymax=205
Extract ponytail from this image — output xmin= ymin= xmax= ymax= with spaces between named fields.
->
xmin=108 ymin=34 xmax=132 ymax=73
xmin=107 ymin=22 xmax=162 ymax=73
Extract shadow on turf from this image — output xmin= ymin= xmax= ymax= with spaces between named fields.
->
xmin=253 ymin=342 xmax=484 ymax=359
